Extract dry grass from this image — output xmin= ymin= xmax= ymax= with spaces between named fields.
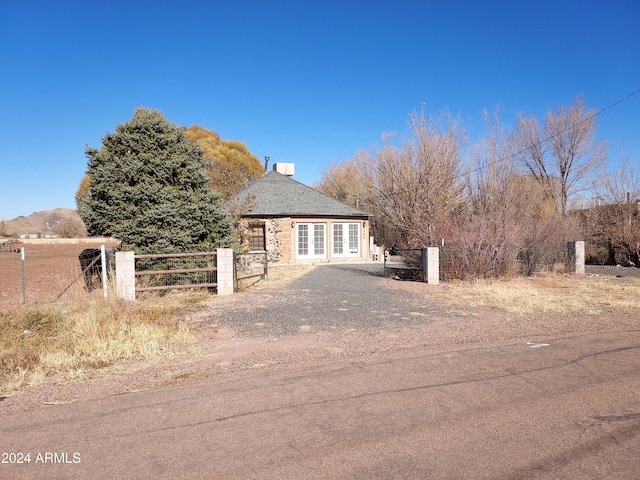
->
xmin=442 ymin=275 xmax=640 ymax=315
xmin=0 ymin=292 xmax=203 ymax=396
xmin=0 ymin=262 xmax=317 ymax=396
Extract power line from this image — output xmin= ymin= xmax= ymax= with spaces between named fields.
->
xmin=463 ymin=87 xmax=640 ymax=179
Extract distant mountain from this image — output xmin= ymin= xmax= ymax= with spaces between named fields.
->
xmin=1 ymin=208 xmax=88 ymax=237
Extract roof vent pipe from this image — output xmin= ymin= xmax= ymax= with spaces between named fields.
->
xmin=264 ymin=156 xmax=270 ymax=173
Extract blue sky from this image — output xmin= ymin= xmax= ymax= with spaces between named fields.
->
xmin=1 ymin=0 xmax=638 ymax=220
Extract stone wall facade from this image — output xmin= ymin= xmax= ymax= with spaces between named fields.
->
xmin=265 ymin=217 xmax=290 ymax=263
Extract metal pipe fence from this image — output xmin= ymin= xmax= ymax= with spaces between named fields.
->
xmin=235 ymin=250 xmax=268 ymax=289
xmin=134 ymin=252 xmax=218 ymax=293
xmin=383 ymin=248 xmax=424 ymax=280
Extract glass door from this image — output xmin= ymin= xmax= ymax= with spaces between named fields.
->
xmin=332 ymin=223 xmax=360 ymax=257
xmin=297 ymin=223 xmax=326 ymax=259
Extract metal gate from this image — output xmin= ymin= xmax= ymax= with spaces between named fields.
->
xmin=135 ymin=251 xmax=218 ymax=292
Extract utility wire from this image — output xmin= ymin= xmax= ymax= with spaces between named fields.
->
xmin=462 ymin=87 xmax=640 ymax=179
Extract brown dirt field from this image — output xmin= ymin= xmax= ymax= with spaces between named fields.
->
xmin=0 ymin=242 xmax=119 ymax=308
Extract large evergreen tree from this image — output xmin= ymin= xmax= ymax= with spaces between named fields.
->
xmin=80 ymin=108 xmax=235 ymax=253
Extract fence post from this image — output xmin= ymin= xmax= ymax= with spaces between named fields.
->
xmin=568 ymin=241 xmax=585 ymax=275
xmin=101 ymin=244 xmax=108 ymax=298
xmin=422 ymin=247 xmax=440 ymax=285
xmin=115 ymin=251 xmax=136 ymax=301
xmin=21 ymin=247 xmax=26 ymax=304
xmin=216 ymin=248 xmax=234 ymax=295
xmin=263 ymin=251 xmax=268 ymax=281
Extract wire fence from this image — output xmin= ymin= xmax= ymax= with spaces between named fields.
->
xmin=440 ymin=240 xmax=580 ymax=280
xmin=0 ymin=244 xmax=261 ymax=305
xmin=0 ymin=242 xmax=118 ymax=307
xmin=382 ymin=242 xmax=585 ymax=282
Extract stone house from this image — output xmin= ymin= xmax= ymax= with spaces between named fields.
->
xmin=234 ymin=164 xmax=372 ymax=264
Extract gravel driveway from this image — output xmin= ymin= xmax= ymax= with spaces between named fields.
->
xmin=206 ymin=263 xmax=448 ymax=338
xmin=586 ymin=264 xmax=640 ymax=277
xmin=206 ymin=263 xmax=640 ymax=339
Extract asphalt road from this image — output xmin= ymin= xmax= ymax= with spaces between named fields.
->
xmin=2 ymin=328 xmax=640 ymax=479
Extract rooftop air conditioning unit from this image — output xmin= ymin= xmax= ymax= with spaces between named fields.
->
xmin=273 ymin=162 xmax=295 ymax=176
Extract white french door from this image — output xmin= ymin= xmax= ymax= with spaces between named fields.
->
xmin=332 ymin=222 xmax=360 ymax=257
xmin=296 ymin=223 xmax=326 ymax=259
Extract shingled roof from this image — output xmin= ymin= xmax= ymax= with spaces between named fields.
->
xmin=235 ymin=170 xmax=370 ymax=218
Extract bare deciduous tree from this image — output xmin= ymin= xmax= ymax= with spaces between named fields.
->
xmin=513 ymin=96 xmax=608 ymax=215
xmin=361 ymin=109 xmax=466 ymax=247
xmin=513 ymin=113 xmax=555 ymax=204
xmin=315 ymin=152 xmax=370 ymax=208
xmin=316 ymin=99 xmax=613 ymax=278
xmin=470 ymin=108 xmax=525 ymax=226
xmin=586 ymin=153 xmax=640 ymax=264
xmin=460 ymin=109 xmax=575 ymax=278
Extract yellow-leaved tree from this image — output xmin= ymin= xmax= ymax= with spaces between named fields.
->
xmin=185 ymin=126 xmax=264 ymax=201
